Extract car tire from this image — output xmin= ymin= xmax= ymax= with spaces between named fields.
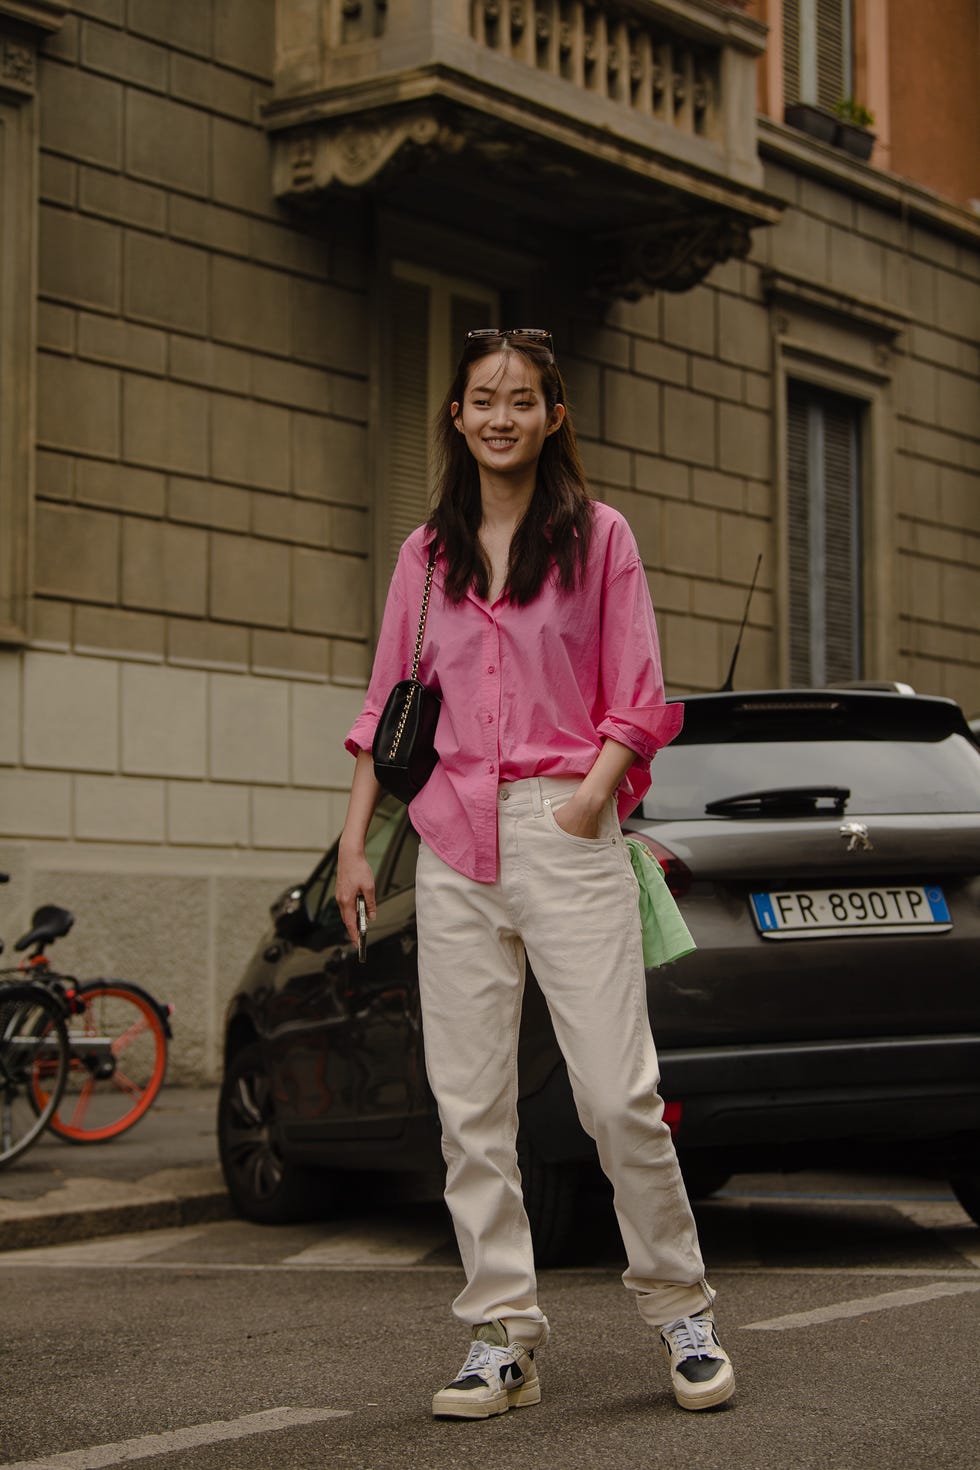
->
xmin=949 ymin=1172 xmax=980 ymax=1227
xmin=518 ymin=1130 xmax=578 ymax=1267
xmin=218 ymin=1041 xmax=323 ymax=1225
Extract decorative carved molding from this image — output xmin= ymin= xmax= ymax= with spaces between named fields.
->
xmin=591 ymin=214 xmax=753 ymax=298
xmin=281 ymin=112 xmax=465 ymax=195
xmin=0 ymin=36 xmax=34 ymax=92
xmin=0 ymin=0 xmax=65 ymax=98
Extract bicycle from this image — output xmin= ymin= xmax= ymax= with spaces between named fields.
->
xmin=0 ymin=885 xmax=173 ymax=1151
xmin=0 ymin=977 xmax=71 ymax=1168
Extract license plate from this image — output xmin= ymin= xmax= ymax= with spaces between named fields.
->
xmin=750 ymin=885 xmax=951 ymax=938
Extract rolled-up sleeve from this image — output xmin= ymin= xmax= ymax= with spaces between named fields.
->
xmin=595 ymin=559 xmax=684 ymax=761
xmin=344 ymin=540 xmax=418 ymax=757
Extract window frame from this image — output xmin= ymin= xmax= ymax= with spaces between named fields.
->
xmin=787 ymin=381 xmax=864 ymax=686
xmin=773 ymin=331 xmax=897 ymax=689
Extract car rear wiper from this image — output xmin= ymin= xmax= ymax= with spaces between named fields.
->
xmin=705 ymin=785 xmax=851 ymax=817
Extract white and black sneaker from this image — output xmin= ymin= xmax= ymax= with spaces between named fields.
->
xmin=660 ymin=1310 xmax=734 ymax=1411
xmin=432 ymin=1319 xmax=541 ymax=1420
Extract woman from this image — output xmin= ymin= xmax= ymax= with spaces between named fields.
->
xmin=338 ymin=329 xmax=734 ymax=1418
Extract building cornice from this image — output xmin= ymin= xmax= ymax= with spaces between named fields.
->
xmin=0 ymin=1 xmax=67 ymax=35
xmin=758 ymin=116 xmax=980 ymax=249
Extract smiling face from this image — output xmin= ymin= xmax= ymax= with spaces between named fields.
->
xmin=451 ymin=350 xmax=565 ymax=481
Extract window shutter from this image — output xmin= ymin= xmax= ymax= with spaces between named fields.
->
xmin=386 ymin=276 xmax=431 ymax=579
xmin=450 ymin=293 xmax=491 ymax=348
xmin=787 ymin=393 xmax=811 ymax=684
xmin=783 ymin=0 xmax=801 ymax=106
xmin=787 ymin=383 xmax=862 ymax=687
xmin=821 ymin=399 xmax=860 ymax=683
xmin=783 ymin=0 xmax=850 ymax=108
xmin=815 ymin=0 xmax=845 ymax=110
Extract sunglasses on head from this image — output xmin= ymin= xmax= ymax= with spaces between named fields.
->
xmin=466 ymin=327 xmax=555 ymax=356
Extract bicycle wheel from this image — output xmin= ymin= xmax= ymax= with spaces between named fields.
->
xmin=0 ymin=984 xmax=70 ymax=1168
xmin=32 ymin=982 xmax=169 ymax=1143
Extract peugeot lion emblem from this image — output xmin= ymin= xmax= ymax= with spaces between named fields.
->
xmin=839 ymin=821 xmax=874 ymax=853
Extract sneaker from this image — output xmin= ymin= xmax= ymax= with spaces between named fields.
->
xmin=432 ymin=1320 xmax=541 ymax=1420
xmin=660 ymin=1310 xmax=734 ymax=1411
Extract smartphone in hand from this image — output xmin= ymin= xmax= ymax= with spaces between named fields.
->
xmin=356 ymin=894 xmax=367 ymax=964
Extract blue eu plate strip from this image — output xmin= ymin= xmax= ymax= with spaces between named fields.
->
xmin=925 ymin=887 xmax=951 ymax=922
xmin=751 ymin=893 xmax=778 ymax=930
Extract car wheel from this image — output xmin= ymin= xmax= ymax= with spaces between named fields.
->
xmin=949 ymin=1172 xmax=980 ymax=1227
xmin=218 ymin=1042 xmax=323 ymax=1225
xmin=518 ymin=1131 xmax=578 ymax=1267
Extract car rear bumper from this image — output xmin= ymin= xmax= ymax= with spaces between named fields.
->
xmin=520 ymin=1033 xmax=980 ymax=1161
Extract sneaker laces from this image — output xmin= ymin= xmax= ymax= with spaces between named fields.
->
xmin=662 ymin=1314 xmax=715 ymax=1360
xmin=456 ymin=1339 xmax=513 ymax=1381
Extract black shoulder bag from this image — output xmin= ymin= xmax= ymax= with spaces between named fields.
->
xmin=372 ymin=545 xmax=441 ymax=804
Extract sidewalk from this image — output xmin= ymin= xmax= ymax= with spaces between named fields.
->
xmin=0 ymin=1087 xmax=231 ymax=1250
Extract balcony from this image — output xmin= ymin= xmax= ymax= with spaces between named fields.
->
xmin=267 ymin=0 xmax=780 ymax=298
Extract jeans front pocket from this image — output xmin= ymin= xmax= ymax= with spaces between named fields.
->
xmin=543 ymin=794 xmax=619 ymax=850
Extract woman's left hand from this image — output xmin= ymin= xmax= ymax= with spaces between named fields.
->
xmin=552 ymin=794 xmax=601 ymax=839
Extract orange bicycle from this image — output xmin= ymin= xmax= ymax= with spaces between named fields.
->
xmin=5 ymin=903 xmax=173 ymax=1144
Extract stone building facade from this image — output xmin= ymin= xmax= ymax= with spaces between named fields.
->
xmin=0 ymin=0 xmax=977 ymax=1082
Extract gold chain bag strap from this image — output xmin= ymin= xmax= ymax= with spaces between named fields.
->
xmin=372 ymin=545 xmax=441 ymax=804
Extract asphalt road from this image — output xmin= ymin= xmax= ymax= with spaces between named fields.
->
xmin=1 ymin=1171 xmax=978 ymax=1470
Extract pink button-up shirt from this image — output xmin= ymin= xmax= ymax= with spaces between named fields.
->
xmin=345 ymin=501 xmax=683 ymax=882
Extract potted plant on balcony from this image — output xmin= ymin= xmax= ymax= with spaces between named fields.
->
xmin=784 ymin=99 xmax=838 ymax=145
xmin=834 ymin=98 xmax=876 ymax=161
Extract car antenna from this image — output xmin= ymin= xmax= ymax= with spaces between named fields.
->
xmin=719 ymin=553 xmax=763 ymax=692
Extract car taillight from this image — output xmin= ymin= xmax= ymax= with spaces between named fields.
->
xmin=663 ymin=1101 xmax=682 ymax=1137
xmin=625 ymin=832 xmax=692 ymax=898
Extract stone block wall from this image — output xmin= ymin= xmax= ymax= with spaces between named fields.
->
xmin=31 ymin=0 xmax=370 ymax=685
xmin=0 ymin=0 xmax=373 ymax=1079
xmin=561 ymin=151 xmax=979 ymax=711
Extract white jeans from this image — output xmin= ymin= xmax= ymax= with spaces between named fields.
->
xmin=415 ymin=775 xmax=714 ymax=1349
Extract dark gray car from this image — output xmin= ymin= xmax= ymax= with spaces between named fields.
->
xmin=218 ymin=688 xmax=980 ymax=1261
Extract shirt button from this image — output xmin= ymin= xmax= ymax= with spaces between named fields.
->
xmin=487 ymin=714 xmax=493 ymax=724
xmin=488 ymin=665 xmax=495 ymax=673
xmin=488 ymin=763 xmax=495 ymax=774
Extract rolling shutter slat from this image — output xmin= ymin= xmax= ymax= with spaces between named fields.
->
xmin=787 ymin=383 xmax=861 ymax=686
xmin=387 ymin=279 xmax=431 ymax=577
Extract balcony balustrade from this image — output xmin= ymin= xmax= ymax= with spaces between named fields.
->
xmin=267 ymin=0 xmax=780 ymax=297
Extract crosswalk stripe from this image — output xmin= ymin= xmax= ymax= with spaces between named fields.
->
xmin=0 ymin=1407 xmax=350 ymax=1470
xmin=741 ymin=1278 xmax=980 ymax=1331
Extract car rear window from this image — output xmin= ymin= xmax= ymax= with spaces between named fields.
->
xmin=643 ymin=734 xmax=980 ymax=819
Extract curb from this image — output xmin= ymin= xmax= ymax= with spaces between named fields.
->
xmin=0 ymin=1169 xmax=234 ymax=1252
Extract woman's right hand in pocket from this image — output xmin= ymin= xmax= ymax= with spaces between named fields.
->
xmin=337 ymin=848 xmax=377 ymax=946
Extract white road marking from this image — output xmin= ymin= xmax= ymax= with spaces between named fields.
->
xmin=741 ymin=1278 xmax=980 ymax=1331
xmin=0 ymin=1407 xmax=350 ymax=1470
xmin=0 ymin=1229 xmax=204 ymax=1268
xmin=282 ymin=1217 xmax=451 ymax=1266
xmin=890 ymin=1198 xmax=980 ymax=1270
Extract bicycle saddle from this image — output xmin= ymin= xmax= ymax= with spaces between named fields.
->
xmin=15 ymin=904 xmax=75 ymax=953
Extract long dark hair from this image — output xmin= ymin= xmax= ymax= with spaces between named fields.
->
xmin=428 ymin=333 xmax=593 ymax=605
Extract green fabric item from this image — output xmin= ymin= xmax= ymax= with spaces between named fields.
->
xmin=625 ymin=837 xmax=696 ymax=968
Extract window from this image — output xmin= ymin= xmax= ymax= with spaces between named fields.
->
xmin=378 ymin=264 xmax=498 ymax=604
xmin=783 ymin=0 xmax=853 ymax=110
xmin=787 ymin=383 xmax=863 ymax=686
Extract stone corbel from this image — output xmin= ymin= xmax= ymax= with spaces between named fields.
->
xmin=0 ymin=0 xmax=66 ymax=99
xmin=274 ymin=111 xmax=466 ymax=200
xmin=589 ymin=214 xmax=754 ymax=299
